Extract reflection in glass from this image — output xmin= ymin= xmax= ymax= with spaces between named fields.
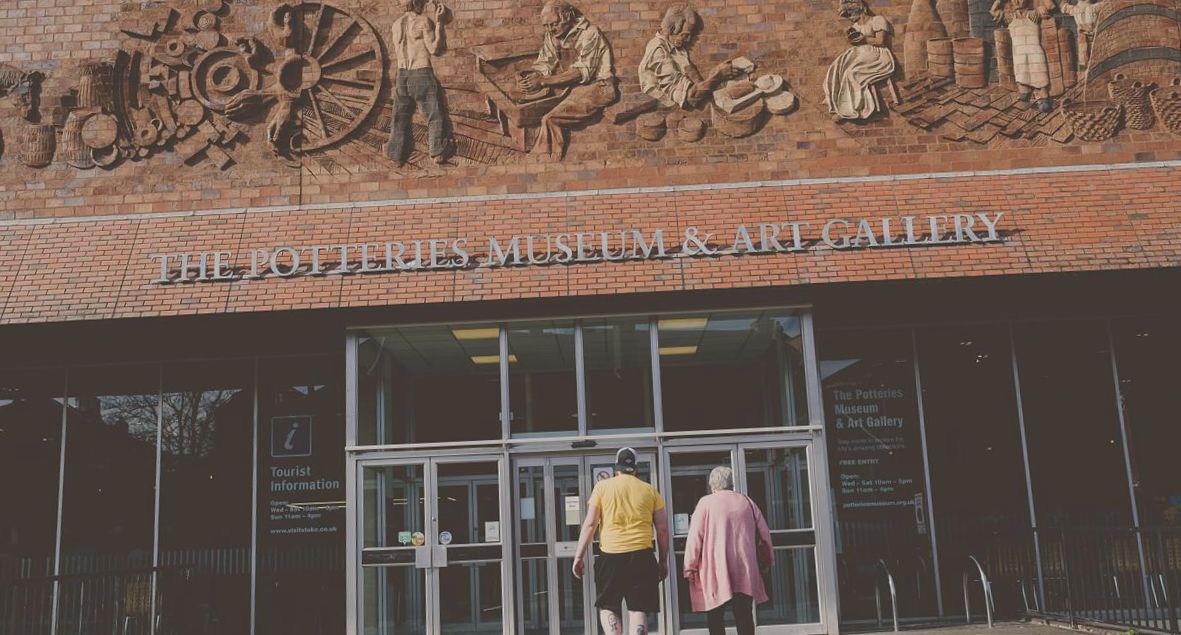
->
xmin=744 ymin=448 xmax=811 ymax=531
xmin=157 ymin=361 xmax=253 ymax=634
xmin=256 ymin=356 xmax=346 ymax=635
xmin=520 ymin=558 xmax=549 ymax=635
xmin=363 ymin=566 xmax=426 ymax=635
xmin=439 ymin=562 xmax=503 ymax=634
xmin=1112 ymin=318 xmax=1181 ymax=526
xmin=437 ymin=462 xmax=501 ymax=544
xmin=668 ymin=451 xmax=732 ymax=535
xmin=583 ymin=317 xmax=653 ymax=432
xmin=660 ymin=311 xmax=808 ymax=431
xmin=508 ymin=321 xmax=577 ymax=435
xmin=58 ymin=365 xmax=159 ymax=635
xmin=358 ymin=325 xmax=501 ymax=445
xmin=0 ymin=369 xmax=64 ymax=635
xmin=917 ymin=326 xmax=1032 ymax=616
xmin=757 ymin=548 xmax=820 ymax=625
xmin=364 ymin=465 xmax=426 ymax=548
xmin=819 ymin=329 xmax=936 ymax=619
xmin=1015 ymin=321 xmax=1130 ymax=528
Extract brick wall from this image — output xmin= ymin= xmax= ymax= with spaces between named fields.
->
xmin=2 ymin=162 xmax=1178 ymax=324
xmin=0 ymin=0 xmax=1177 ymax=221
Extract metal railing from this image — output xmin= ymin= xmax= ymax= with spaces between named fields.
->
xmin=1026 ymin=527 xmax=1181 ymax=634
xmin=963 ymin=555 xmax=995 ymax=628
xmin=874 ymin=559 xmax=900 ymax=632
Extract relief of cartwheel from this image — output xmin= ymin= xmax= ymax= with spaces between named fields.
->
xmin=224 ymin=1 xmax=387 ymax=161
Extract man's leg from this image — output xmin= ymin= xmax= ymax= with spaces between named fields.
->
xmin=411 ymin=69 xmax=452 ymax=161
xmin=535 ymin=81 xmax=615 ymax=159
xmin=386 ymin=70 xmax=415 ymax=164
xmin=599 ymin=608 xmax=623 ymax=635
xmin=627 ymin=611 xmax=648 ymax=635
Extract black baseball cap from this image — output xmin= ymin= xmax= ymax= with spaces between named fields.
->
xmin=615 ymin=447 xmax=638 ymax=474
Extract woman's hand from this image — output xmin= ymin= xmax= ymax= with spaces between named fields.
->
xmin=685 ymin=569 xmax=699 ymax=583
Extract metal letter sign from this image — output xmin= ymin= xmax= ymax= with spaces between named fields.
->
xmin=271 ymin=415 xmax=313 ymax=458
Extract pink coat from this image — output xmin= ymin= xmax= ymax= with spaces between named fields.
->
xmin=682 ymin=490 xmax=774 ymax=612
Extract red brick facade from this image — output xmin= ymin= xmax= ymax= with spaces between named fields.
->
xmin=0 ymin=0 xmax=1179 ymax=325
xmin=2 ymin=162 xmax=1178 ymax=324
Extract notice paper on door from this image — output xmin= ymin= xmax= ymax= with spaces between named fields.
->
xmin=564 ymin=495 xmax=581 ymax=526
xmin=485 ymin=521 xmax=500 ymax=543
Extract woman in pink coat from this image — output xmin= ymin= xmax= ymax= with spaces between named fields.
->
xmin=683 ymin=466 xmax=774 ymax=635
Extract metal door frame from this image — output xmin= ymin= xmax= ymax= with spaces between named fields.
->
xmin=661 ymin=436 xmax=832 ymax=635
xmin=354 ymin=453 xmax=511 ymax=635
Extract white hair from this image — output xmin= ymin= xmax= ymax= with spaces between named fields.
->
xmin=708 ymin=466 xmax=733 ymax=493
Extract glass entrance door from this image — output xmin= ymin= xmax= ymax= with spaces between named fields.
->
xmin=358 ymin=456 xmax=509 ymax=635
xmin=512 ymin=453 xmax=660 ymax=635
xmin=663 ymin=441 xmax=826 ymax=635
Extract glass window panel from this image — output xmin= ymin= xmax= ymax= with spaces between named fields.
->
xmin=0 ymin=369 xmax=64 ymax=635
xmin=508 ymin=320 xmax=577 ymax=436
xmin=519 ymin=559 xmax=549 ymax=635
xmin=437 ymin=462 xmax=500 ymax=545
xmin=256 ymin=356 xmax=346 ymax=635
xmin=1113 ymin=318 xmax=1181 ymax=526
xmin=517 ymin=465 xmax=546 ymax=544
xmin=818 ymin=329 xmax=936 ymax=619
xmin=156 ymin=361 xmax=253 ymax=634
xmin=364 ymin=465 xmax=426 ymax=548
xmin=744 ymin=447 xmax=811 ymax=531
xmin=439 ymin=562 xmax=503 ymax=634
xmin=757 ymin=548 xmax=820 ymax=625
xmin=363 ymin=566 xmax=426 ymax=635
xmin=583 ymin=317 xmax=654 ymax=432
xmin=556 ymin=554 xmax=586 ymax=635
xmin=916 ymin=326 xmax=1034 ymax=616
xmin=668 ymin=451 xmax=733 ymax=536
xmin=358 ymin=325 xmax=502 ymax=445
xmin=660 ymin=310 xmax=807 ymax=432
xmin=58 ymin=365 xmax=159 ymax=635
xmin=1015 ymin=321 xmax=1130 ymax=528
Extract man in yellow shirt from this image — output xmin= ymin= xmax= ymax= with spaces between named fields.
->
xmin=572 ymin=447 xmax=670 ymax=635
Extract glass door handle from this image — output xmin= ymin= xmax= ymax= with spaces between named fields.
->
xmin=414 ymin=546 xmax=432 ymax=569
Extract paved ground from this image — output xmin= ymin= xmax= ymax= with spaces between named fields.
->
xmin=854 ymin=622 xmax=1091 ymax=635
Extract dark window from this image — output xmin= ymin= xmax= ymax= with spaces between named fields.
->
xmin=583 ymin=317 xmax=654 ymax=432
xmin=507 ymin=321 xmax=577 ymax=436
xmin=1112 ymin=318 xmax=1181 ymax=526
xmin=918 ymin=325 xmax=1033 ymax=617
xmin=0 ymin=369 xmax=64 ymax=635
xmin=157 ymin=361 xmax=254 ymax=634
xmin=359 ymin=325 xmax=502 ymax=444
xmin=58 ymin=365 xmax=159 ymax=635
xmin=661 ymin=311 xmax=808 ymax=432
xmin=819 ymin=329 xmax=937 ymax=619
xmin=257 ymin=356 xmax=346 ymax=635
xmin=1015 ymin=321 xmax=1131 ymax=528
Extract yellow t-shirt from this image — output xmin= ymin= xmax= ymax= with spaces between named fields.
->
xmin=588 ymin=474 xmax=666 ymax=554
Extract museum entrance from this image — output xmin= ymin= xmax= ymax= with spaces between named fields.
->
xmin=353 ymin=438 xmax=833 ymax=635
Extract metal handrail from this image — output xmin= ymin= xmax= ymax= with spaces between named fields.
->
xmin=875 ymin=559 xmax=900 ymax=632
xmin=963 ymin=555 xmax=995 ymax=628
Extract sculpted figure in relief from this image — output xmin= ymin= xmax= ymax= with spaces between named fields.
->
xmin=638 ymin=4 xmax=741 ymax=110
xmin=990 ymin=0 xmax=1056 ymax=111
xmin=518 ymin=1 xmax=618 ymax=159
xmin=387 ymin=0 xmax=455 ymax=166
xmin=823 ymin=0 xmax=896 ymax=121
xmin=1059 ymin=0 xmax=1105 ymax=68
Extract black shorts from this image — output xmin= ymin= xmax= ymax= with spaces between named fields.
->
xmin=594 ymin=549 xmax=661 ymax=613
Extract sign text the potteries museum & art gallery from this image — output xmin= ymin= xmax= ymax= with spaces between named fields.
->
xmin=150 ymin=213 xmax=1005 ymax=284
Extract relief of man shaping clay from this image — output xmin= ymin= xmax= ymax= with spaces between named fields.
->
xmin=516 ymin=1 xmax=618 ymax=159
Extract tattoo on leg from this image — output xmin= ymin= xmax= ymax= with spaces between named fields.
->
xmin=633 ymin=624 xmax=648 ymax=635
xmin=601 ymin=610 xmax=622 ymax=635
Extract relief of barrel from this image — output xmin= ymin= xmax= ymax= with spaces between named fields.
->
xmin=77 ymin=61 xmax=114 ymax=111
xmin=21 ymin=123 xmax=56 ymax=168
xmin=952 ymin=37 xmax=987 ymax=88
xmin=927 ymin=37 xmax=956 ymax=79
xmin=994 ymin=28 xmax=1018 ymax=90
xmin=1087 ymin=0 xmax=1181 ymax=84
